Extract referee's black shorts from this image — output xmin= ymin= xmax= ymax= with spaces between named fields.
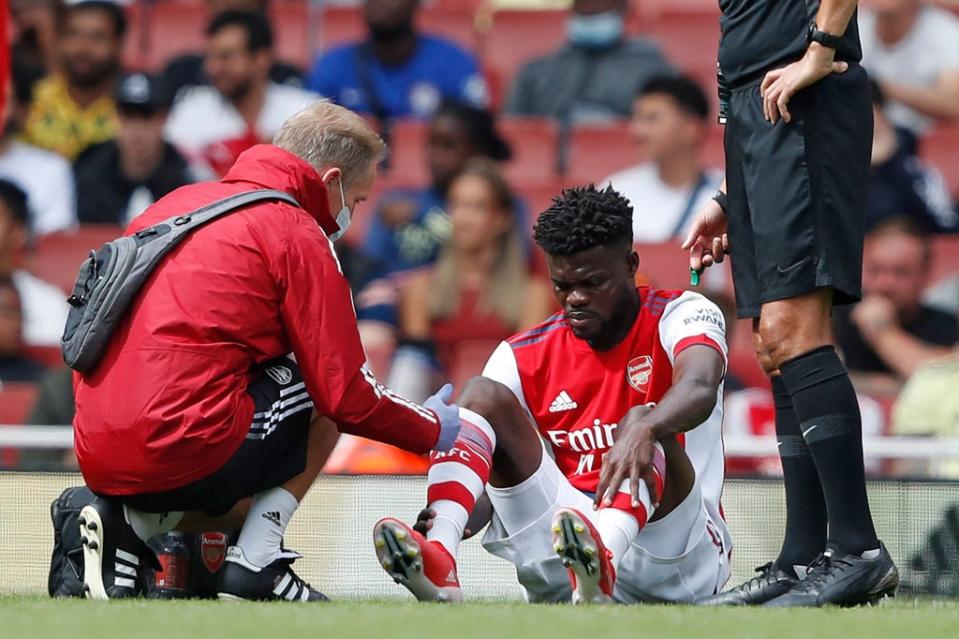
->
xmin=724 ymin=63 xmax=872 ymax=318
xmin=119 ymin=357 xmax=314 ymax=516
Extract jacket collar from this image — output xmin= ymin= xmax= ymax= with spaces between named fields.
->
xmin=222 ymin=144 xmax=338 ymax=236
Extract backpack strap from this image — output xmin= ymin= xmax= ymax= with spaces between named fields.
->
xmin=133 ymin=189 xmax=301 ymax=243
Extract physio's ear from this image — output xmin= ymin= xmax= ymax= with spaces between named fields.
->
xmin=319 ymin=167 xmax=342 ymax=186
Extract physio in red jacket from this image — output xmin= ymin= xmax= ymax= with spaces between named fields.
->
xmin=73 ymin=101 xmax=462 ymax=602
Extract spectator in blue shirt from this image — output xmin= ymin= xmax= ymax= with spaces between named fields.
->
xmin=307 ymin=0 xmax=487 ymax=121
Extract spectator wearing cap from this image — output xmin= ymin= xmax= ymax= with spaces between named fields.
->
xmin=506 ymin=0 xmax=673 ymax=126
xmin=162 ymin=0 xmax=304 ymax=99
xmin=0 ymin=179 xmax=70 ymax=348
xmin=0 ymin=59 xmax=78 ymax=236
xmin=602 ymin=75 xmax=723 ymax=243
xmin=307 ymin=0 xmax=487 ymax=120
xmin=74 ymin=73 xmax=197 ymax=225
xmin=164 ymin=10 xmax=318 ymax=177
xmin=22 ymin=1 xmax=126 ymax=160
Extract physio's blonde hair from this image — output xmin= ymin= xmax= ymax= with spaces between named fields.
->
xmin=273 ymin=100 xmax=385 ymax=188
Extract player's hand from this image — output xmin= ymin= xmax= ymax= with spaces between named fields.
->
xmin=413 ymin=495 xmax=489 ymax=540
xmin=425 ymin=383 xmax=461 ymax=451
xmin=593 ymin=404 xmax=660 ymax=511
xmin=761 ymin=43 xmax=849 ymax=124
xmin=681 ymin=197 xmax=729 ymax=275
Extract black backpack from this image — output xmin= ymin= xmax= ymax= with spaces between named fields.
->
xmin=61 ymin=189 xmax=300 ymax=372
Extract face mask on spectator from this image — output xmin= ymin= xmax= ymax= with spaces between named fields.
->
xmin=329 ymin=178 xmax=352 ymax=242
xmin=567 ymin=11 xmax=624 ymax=49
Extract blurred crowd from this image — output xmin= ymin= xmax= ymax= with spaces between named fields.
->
xmin=1 ymin=0 xmax=959 ymax=478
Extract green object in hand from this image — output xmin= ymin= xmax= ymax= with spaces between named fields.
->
xmin=689 ymin=268 xmax=701 ymax=287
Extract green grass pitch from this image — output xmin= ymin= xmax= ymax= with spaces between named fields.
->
xmin=2 ymin=596 xmax=958 ymax=639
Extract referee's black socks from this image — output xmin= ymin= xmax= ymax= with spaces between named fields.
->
xmin=771 ymin=375 xmax=826 ymax=576
xmin=780 ymin=345 xmax=879 ymax=556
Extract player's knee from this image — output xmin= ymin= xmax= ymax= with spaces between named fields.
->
xmin=459 ymin=376 xmax=515 ymax=424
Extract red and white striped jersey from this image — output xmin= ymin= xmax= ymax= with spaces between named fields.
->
xmin=482 ymin=287 xmax=728 ymax=536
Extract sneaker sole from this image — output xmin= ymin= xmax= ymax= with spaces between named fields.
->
xmin=216 ymin=593 xmax=246 ymax=601
xmin=78 ymin=506 xmax=107 ymax=601
xmin=551 ymin=509 xmax=611 ymax=604
xmin=372 ymin=519 xmax=462 ymax=603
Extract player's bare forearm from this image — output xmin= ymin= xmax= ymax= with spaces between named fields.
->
xmin=644 ymin=345 xmax=725 ymax=440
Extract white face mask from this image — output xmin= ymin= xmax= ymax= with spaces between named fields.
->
xmin=328 ymin=178 xmax=352 ymax=242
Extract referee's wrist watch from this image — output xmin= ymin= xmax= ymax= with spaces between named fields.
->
xmin=807 ymin=21 xmax=843 ymax=49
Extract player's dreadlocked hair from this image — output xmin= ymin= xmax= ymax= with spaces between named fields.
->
xmin=533 ymin=184 xmax=633 ymax=255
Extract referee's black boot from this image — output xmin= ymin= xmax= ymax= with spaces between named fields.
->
xmin=217 ymin=546 xmax=329 ymax=602
xmin=764 ymin=542 xmax=899 ymax=608
xmin=79 ymin=497 xmax=159 ymax=599
xmin=697 ymin=561 xmax=798 ymax=606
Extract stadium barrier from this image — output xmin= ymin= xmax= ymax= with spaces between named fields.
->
xmin=2 ymin=471 xmax=958 ymax=599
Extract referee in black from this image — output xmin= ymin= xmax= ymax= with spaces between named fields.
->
xmin=686 ymin=0 xmax=899 ymax=607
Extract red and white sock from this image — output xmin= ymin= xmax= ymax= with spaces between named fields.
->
xmin=425 ymin=407 xmax=496 ymax=557
xmin=596 ymin=442 xmax=666 ymax=569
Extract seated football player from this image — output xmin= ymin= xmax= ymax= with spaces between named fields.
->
xmin=372 ymin=185 xmax=733 ymax=603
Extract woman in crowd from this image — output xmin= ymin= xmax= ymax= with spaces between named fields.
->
xmin=388 ymin=159 xmax=553 ymax=401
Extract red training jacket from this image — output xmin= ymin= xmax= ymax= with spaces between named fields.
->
xmin=74 ymin=145 xmax=440 ymax=495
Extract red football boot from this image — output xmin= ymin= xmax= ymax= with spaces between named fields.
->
xmin=551 ymin=508 xmax=616 ymax=604
xmin=373 ymin=518 xmax=463 ymax=602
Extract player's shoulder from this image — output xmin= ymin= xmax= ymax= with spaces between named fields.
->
xmin=640 ymin=287 xmax=686 ymax=318
xmin=505 ymin=311 xmax=569 ymax=351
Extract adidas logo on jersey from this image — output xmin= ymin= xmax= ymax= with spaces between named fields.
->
xmin=262 ymin=511 xmax=283 ymax=526
xmin=549 ymin=391 xmax=578 ymax=413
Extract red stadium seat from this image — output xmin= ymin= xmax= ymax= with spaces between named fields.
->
xmin=565 ymin=121 xmax=637 ymax=185
xmin=124 ymin=1 xmax=208 ymax=71
xmin=499 ymin=117 xmax=561 ymax=184
xmin=920 ymin=124 xmax=959 ymax=198
xmin=0 ymin=382 xmax=39 ymax=467
xmin=702 ymin=124 xmax=725 ymax=170
xmin=633 ymin=242 xmax=696 ymax=292
xmin=514 ymin=180 xmax=572 ymax=231
xmin=316 ymin=6 xmax=477 ymax=55
xmin=0 ymin=383 xmax=37 ymax=425
xmin=29 ymin=226 xmax=125 ymax=294
xmin=639 ymin=8 xmax=720 ymax=81
xmin=386 ymin=119 xmax=430 ymax=184
xmin=272 ymin=1 xmax=311 ymax=68
xmin=928 ymin=235 xmax=959 ymax=287
xmin=22 ymin=346 xmax=63 ymax=368
xmin=481 ymin=10 xmax=568 ymax=108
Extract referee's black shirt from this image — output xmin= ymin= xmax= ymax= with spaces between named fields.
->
xmin=718 ymin=0 xmax=862 ymax=88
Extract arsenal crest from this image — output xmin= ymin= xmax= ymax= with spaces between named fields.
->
xmin=626 ymin=356 xmax=653 ymax=393
xmin=200 ymin=532 xmax=228 ymax=573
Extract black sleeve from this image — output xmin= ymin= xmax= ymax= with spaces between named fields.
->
xmin=73 ymin=144 xmax=128 ymax=225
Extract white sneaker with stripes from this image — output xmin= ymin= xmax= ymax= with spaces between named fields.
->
xmin=216 ymin=546 xmax=329 ymax=602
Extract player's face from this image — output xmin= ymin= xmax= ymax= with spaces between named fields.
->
xmin=862 ymin=232 xmax=928 ymax=314
xmin=546 ymin=244 xmax=639 ymax=349
xmin=60 ymin=9 xmax=122 ymax=88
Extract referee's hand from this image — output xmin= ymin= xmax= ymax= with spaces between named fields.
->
xmin=761 ymin=43 xmax=849 ymax=124
xmin=682 ymin=198 xmax=728 ymax=274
